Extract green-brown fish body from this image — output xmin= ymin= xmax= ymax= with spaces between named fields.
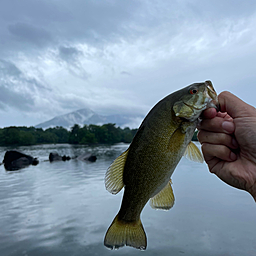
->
xmin=104 ymin=81 xmax=218 ymax=250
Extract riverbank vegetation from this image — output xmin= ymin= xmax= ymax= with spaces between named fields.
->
xmin=0 ymin=124 xmax=138 ymax=146
xmin=0 ymin=124 xmax=199 ymax=147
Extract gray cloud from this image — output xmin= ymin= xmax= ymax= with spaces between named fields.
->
xmin=185 ymin=0 xmax=256 ymax=18
xmin=0 ymin=0 xmax=140 ymax=56
xmin=0 ymin=59 xmax=49 ymax=90
xmin=58 ymin=46 xmax=83 ymax=61
xmin=120 ymin=71 xmax=132 ymax=76
xmin=57 ymin=46 xmax=90 ymax=79
xmin=0 ymin=85 xmax=34 ymax=111
xmin=0 ymin=59 xmax=21 ymax=77
xmin=0 ymin=0 xmax=256 ymax=127
xmin=1 ymin=0 xmax=255 ymax=57
xmin=8 ymin=22 xmax=53 ymax=47
xmin=58 ymin=95 xmax=91 ymax=112
xmin=0 ymin=59 xmax=50 ymax=110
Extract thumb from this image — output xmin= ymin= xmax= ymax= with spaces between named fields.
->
xmin=218 ymin=91 xmax=256 ymax=119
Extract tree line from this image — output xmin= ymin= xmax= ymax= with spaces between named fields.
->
xmin=0 ymin=124 xmax=138 ymax=146
xmin=0 ymin=123 xmax=199 ymax=147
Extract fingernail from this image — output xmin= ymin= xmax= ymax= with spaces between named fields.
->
xmin=232 ymin=138 xmax=238 ymax=148
xmin=222 ymin=121 xmax=235 ymax=133
xmin=230 ymin=152 xmax=237 ymax=161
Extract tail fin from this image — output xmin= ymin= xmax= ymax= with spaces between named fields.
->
xmin=104 ymin=214 xmax=147 ymax=250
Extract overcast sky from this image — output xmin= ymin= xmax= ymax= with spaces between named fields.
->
xmin=1 ymin=0 xmax=256 ymax=127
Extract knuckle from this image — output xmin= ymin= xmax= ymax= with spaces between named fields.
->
xmin=202 ymin=143 xmax=231 ymax=161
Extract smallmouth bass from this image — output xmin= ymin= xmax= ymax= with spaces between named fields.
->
xmin=104 ymin=81 xmax=218 ymax=250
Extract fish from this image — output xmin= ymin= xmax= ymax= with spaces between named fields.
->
xmin=104 ymin=80 xmax=218 ymax=250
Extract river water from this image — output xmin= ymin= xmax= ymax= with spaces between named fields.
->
xmin=0 ymin=143 xmax=255 ymax=256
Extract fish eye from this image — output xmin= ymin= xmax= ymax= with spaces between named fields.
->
xmin=189 ymin=89 xmax=198 ymax=95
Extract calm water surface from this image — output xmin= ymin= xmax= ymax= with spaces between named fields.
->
xmin=0 ymin=143 xmax=255 ymax=256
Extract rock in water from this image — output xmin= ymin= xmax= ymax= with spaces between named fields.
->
xmin=49 ymin=152 xmax=62 ymax=162
xmin=77 ymin=153 xmax=97 ymax=162
xmin=3 ymin=150 xmax=39 ymax=171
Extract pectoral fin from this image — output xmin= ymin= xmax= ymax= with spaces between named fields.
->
xmin=105 ymin=149 xmax=129 ymax=194
xmin=184 ymin=141 xmax=204 ymax=163
xmin=150 ymin=180 xmax=175 ymax=210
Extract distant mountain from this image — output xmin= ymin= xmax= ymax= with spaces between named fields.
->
xmin=35 ymin=108 xmax=144 ymax=129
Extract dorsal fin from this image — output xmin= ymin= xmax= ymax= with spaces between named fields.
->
xmin=184 ymin=141 xmax=204 ymax=163
xmin=105 ymin=149 xmax=129 ymax=194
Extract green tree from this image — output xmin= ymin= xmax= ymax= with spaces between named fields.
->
xmin=34 ymin=128 xmax=46 ymax=144
xmin=0 ymin=123 xmax=139 ymax=146
xmin=46 ymin=127 xmax=69 ymax=143
xmin=102 ymin=123 xmax=121 ymax=144
xmin=89 ymin=124 xmax=108 ymax=143
xmin=19 ymin=131 xmax=36 ymax=145
xmin=121 ymin=127 xmax=133 ymax=143
xmin=40 ymin=131 xmax=58 ymax=143
xmin=3 ymin=127 xmax=20 ymax=145
xmin=0 ymin=129 xmax=4 ymax=146
xmin=69 ymin=124 xmax=80 ymax=144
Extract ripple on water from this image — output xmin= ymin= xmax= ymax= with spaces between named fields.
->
xmin=0 ymin=143 xmax=256 ymax=256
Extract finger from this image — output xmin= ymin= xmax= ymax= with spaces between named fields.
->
xmin=219 ymin=91 xmax=256 ymax=118
xmin=216 ymin=112 xmax=232 ymax=121
xmin=198 ymin=117 xmax=235 ymax=134
xmin=201 ymin=108 xmax=217 ymax=119
xmin=201 ymin=143 xmax=237 ymax=164
xmin=197 ymin=130 xmax=238 ymax=149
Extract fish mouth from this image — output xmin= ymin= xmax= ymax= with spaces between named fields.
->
xmin=205 ymin=81 xmax=219 ymax=110
xmin=183 ymin=102 xmax=206 ymax=111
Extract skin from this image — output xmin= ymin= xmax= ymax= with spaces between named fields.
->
xmin=197 ymin=91 xmax=256 ymax=202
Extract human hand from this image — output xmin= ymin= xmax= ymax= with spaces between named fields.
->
xmin=197 ymin=91 xmax=256 ymax=202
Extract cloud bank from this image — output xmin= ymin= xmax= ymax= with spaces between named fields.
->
xmin=0 ymin=0 xmax=256 ymax=127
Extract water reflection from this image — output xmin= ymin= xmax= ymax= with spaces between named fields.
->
xmin=0 ymin=143 xmax=256 ymax=256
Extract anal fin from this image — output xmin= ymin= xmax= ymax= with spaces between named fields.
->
xmin=150 ymin=180 xmax=175 ymax=210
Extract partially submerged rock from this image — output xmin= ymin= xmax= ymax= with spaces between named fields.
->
xmin=77 ymin=153 xmax=97 ymax=162
xmin=3 ymin=150 xmax=39 ymax=171
xmin=49 ymin=152 xmax=96 ymax=163
xmin=49 ymin=152 xmax=62 ymax=162
xmin=49 ymin=152 xmax=71 ymax=162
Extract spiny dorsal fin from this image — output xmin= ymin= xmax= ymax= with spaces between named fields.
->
xmin=150 ymin=179 xmax=175 ymax=210
xmin=184 ymin=141 xmax=204 ymax=163
xmin=105 ymin=149 xmax=129 ymax=194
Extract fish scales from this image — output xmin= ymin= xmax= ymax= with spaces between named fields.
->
xmin=104 ymin=81 xmax=218 ymax=250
